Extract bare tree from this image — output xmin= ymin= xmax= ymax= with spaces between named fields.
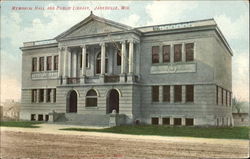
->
xmin=232 ymin=97 xmax=244 ymax=114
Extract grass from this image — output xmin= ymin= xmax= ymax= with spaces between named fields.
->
xmin=0 ymin=121 xmax=44 ymax=128
xmin=60 ymin=125 xmax=250 ymax=139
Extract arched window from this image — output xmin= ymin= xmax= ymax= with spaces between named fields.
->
xmin=96 ymin=52 xmax=108 ymax=74
xmin=86 ymin=89 xmax=98 ymax=107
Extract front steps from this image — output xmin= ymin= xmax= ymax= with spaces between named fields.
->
xmin=49 ymin=112 xmax=127 ymax=127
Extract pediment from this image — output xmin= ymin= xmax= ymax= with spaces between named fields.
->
xmin=66 ymin=20 xmax=123 ymax=38
xmin=56 ymin=14 xmax=133 ymax=40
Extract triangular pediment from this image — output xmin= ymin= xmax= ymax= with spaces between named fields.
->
xmin=56 ymin=14 xmax=133 ymax=40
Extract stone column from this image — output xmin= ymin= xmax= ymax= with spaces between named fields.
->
xmin=50 ymin=89 xmax=54 ymax=103
xmin=182 ymin=43 xmax=186 ymax=62
xmin=63 ymin=47 xmax=68 ymax=77
xmin=159 ymin=86 xmax=163 ymax=102
xmin=121 ymin=41 xmax=127 ymax=74
xmin=100 ymin=43 xmax=106 ymax=75
xmin=80 ymin=45 xmax=86 ymax=84
xmin=44 ymin=56 xmax=47 ymax=71
xmin=72 ymin=51 xmax=77 ymax=77
xmin=128 ymin=40 xmax=134 ymax=74
xmin=68 ymin=48 xmax=72 ymax=78
xmin=120 ymin=41 xmax=127 ymax=82
xmin=81 ymin=45 xmax=87 ymax=76
xmin=58 ymin=47 xmax=62 ymax=76
xmin=170 ymin=117 xmax=174 ymax=125
xmin=44 ymin=89 xmax=47 ymax=103
xmin=170 ymin=44 xmax=174 ymax=63
xmin=170 ymin=85 xmax=174 ymax=103
xmin=37 ymin=57 xmax=39 ymax=72
xmin=181 ymin=117 xmax=185 ymax=126
xmin=182 ymin=85 xmax=186 ymax=103
xmin=51 ymin=56 xmax=54 ymax=71
xmin=36 ymin=89 xmax=40 ymax=103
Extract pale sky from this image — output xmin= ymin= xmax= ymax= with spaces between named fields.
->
xmin=1 ymin=1 xmax=249 ymax=102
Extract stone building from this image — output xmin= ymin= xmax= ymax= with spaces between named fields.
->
xmin=20 ymin=13 xmax=233 ymax=126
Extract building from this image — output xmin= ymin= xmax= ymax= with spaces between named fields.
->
xmin=20 ymin=13 xmax=233 ymax=127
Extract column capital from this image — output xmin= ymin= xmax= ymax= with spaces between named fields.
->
xmin=99 ymin=42 xmax=105 ymax=46
xmin=80 ymin=45 xmax=86 ymax=49
xmin=120 ymin=40 xmax=127 ymax=44
xmin=128 ymin=39 xmax=135 ymax=43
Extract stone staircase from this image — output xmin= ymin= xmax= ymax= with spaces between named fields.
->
xmin=54 ymin=113 xmax=111 ymax=127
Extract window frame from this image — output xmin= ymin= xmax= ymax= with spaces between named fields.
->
xmin=152 ymin=46 xmax=160 ymax=64
xmin=174 ymin=44 xmax=182 ymax=62
xmin=163 ymin=85 xmax=170 ymax=102
xmin=86 ymin=89 xmax=98 ymax=107
xmin=39 ymin=57 xmax=44 ymax=71
xmin=186 ymin=85 xmax=194 ymax=103
xmin=174 ymin=85 xmax=182 ymax=103
xmin=162 ymin=45 xmax=170 ymax=63
xmin=46 ymin=56 xmax=52 ymax=71
xmin=54 ymin=55 xmax=59 ymax=70
xmin=185 ymin=43 xmax=194 ymax=62
xmin=152 ymin=86 xmax=159 ymax=102
xmin=32 ymin=57 xmax=37 ymax=72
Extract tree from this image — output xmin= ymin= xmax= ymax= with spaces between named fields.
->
xmin=232 ymin=97 xmax=244 ymax=114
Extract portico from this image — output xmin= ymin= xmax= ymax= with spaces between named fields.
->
xmin=58 ymin=39 xmax=139 ymax=85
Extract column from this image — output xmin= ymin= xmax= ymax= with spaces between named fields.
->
xmin=170 ymin=85 xmax=174 ymax=103
xmin=181 ymin=117 xmax=185 ymax=126
xmin=36 ymin=89 xmax=40 ymax=103
xmin=37 ymin=57 xmax=39 ymax=72
xmin=170 ymin=44 xmax=174 ymax=63
xmin=72 ymin=51 xmax=77 ymax=77
xmin=44 ymin=56 xmax=47 ymax=71
xmin=159 ymin=86 xmax=163 ymax=102
xmin=120 ymin=41 xmax=127 ymax=83
xmin=182 ymin=85 xmax=186 ymax=103
xmin=121 ymin=41 xmax=127 ymax=74
xmin=51 ymin=56 xmax=54 ymax=71
xmin=63 ymin=47 xmax=68 ymax=77
xmin=170 ymin=117 xmax=174 ymax=125
xmin=182 ymin=43 xmax=186 ymax=62
xmin=100 ymin=43 xmax=106 ymax=75
xmin=44 ymin=89 xmax=47 ymax=103
xmin=80 ymin=45 xmax=87 ymax=84
xmin=58 ymin=47 xmax=62 ymax=77
xmin=81 ymin=45 xmax=87 ymax=76
xmin=68 ymin=48 xmax=72 ymax=77
xmin=50 ymin=89 xmax=54 ymax=103
xmin=128 ymin=40 xmax=134 ymax=74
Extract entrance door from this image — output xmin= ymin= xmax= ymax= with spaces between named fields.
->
xmin=68 ymin=90 xmax=77 ymax=113
xmin=107 ymin=89 xmax=119 ymax=114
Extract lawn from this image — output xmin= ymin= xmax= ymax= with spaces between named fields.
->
xmin=0 ymin=121 xmax=44 ymax=128
xmin=60 ymin=125 xmax=250 ymax=139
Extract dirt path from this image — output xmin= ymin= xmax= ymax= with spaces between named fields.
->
xmin=1 ymin=124 xmax=249 ymax=159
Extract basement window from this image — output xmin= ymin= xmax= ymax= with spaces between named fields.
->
xmin=174 ymin=118 xmax=182 ymax=126
xmin=31 ymin=114 xmax=36 ymax=121
xmin=185 ymin=118 xmax=194 ymax=126
xmin=162 ymin=118 xmax=170 ymax=125
xmin=151 ymin=117 xmax=159 ymax=125
xmin=38 ymin=114 xmax=43 ymax=121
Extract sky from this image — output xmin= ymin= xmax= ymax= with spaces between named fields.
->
xmin=0 ymin=1 xmax=249 ymax=103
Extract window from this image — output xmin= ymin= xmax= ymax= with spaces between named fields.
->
xmin=45 ymin=115 xmax=49 ymax=121
xmin=32 ymin=57 xmax=37 ymax=72
xmin=152 ymin=86 xmax=159 ymax=102
xmin=86 ymin=89 xmax=98 ymax=107
xmin=47 ymin=89 xmax=51 ymax=102
xmin=39 ymin=57 xmax=44 ymax=71
xmin=221 ymin=88 xmax=224 ymax=105
xmin=174 ymin=44 xmax=182 ymax=62
xmin=216 ymin=86 xmax=219 ymax=105
xmin=39 ymin=89 xmax=44 ymax=102
xmin=38 ymin=114 xmax=43 ymax=121
xmin=162 ymin=118 xmax=170 ymax=125
xmin=152 ymin=46 xmax=159 ymax=63
xmin=186 ymin=85 xmax=194 ymax=102
xmin=163 ymin=85 xmax=170 ymax=102
xmin=31 ymin=90 xmax=37 ymax=103
xmin=31 ymin=114 xmax=36 ymax=121
xmin=96 ymin=53 xmax=108 ymax=74
xmin=47 ymin=56 xmax=52 ymax=71
xmin=174 ymin=118 xmax=182 ymax=126
xmin=117 ymin=50 xmax=121 ymax=66
xmin=185 ymin=43 xmax=194 ymax=61
xmin=174 ymin=85 xmax=182 ymax=102
xmin=162 ymin=45 xmax=170 ymax=63
xmin=54 ymin=55 xmax=59 ymax=70
xmin=151 ymin=118 xmax=159 ymax=125
xmin=185 ymin=118 xmax=194 ymax=126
